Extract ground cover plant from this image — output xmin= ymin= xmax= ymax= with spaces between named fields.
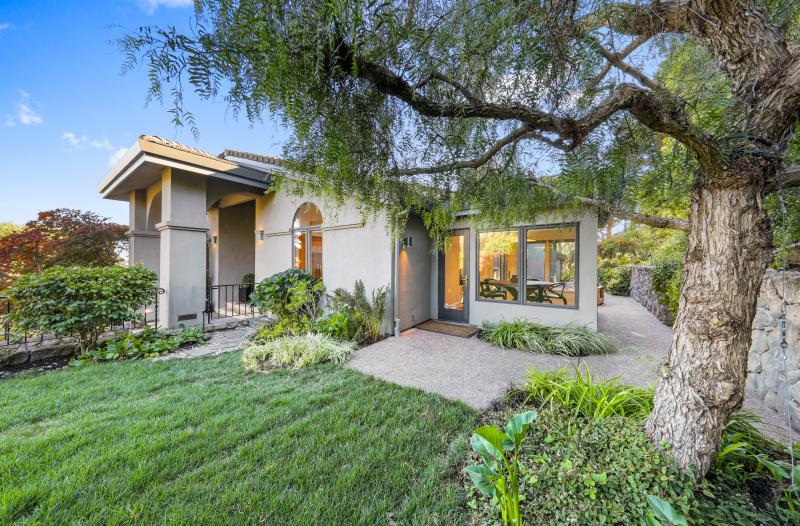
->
xmin=6 ymin=265 xmax=158 ymax=354
xmin=481 ymin=320 xmax=618 ymax=356
xmin=0 ymin=351 xmax=476 ymax=525
xmin=471 ymin=368 xmax=800 ymax=524
xmin=242 ymin=333 xmax=355 ymax=371
xmin=70 ymin=326 xmax=207 ymax=365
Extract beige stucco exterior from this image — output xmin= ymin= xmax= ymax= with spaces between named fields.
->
xmin=99 ymin=135 xmax=600 ymax=332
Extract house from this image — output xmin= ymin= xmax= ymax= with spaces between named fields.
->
xmin=98 ymin=135 xmax=599 ymax=334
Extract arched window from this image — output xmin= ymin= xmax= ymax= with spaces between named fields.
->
xmin=292 ymin=202 xmax=323 ymax=279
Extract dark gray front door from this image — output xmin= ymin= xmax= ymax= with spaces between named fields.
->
xmin=438 ymin=229 xmax=469 ymax=322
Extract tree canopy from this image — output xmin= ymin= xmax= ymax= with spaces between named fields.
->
xmin=0 ymin=209 xmax=127 ymax=289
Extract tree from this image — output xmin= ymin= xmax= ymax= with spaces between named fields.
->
xmin=121 ymin=0 xmax=800 ymax=475
xmin=0 ymin=209 xmax=127 ymax=289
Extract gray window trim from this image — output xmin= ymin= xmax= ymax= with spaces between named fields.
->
xmin=475 ymin=222 xmax=580 ymax=310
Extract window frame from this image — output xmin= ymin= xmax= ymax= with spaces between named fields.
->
xmin=291 ymin=202 xmax=323 ymax=279
xmin=474 ymin=222 xmax=580 ymax=310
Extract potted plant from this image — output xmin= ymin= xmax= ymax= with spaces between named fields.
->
xmin=239 ymin=273 xmax=256 ymax=303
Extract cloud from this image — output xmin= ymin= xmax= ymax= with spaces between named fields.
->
xmin=0 ymin=23 xmax=12 ymax=31
xmin=62 ymin=132 xmax=129 ymax=166
xmin=109 ymin=148 xmax=127 ymax=166
xmin=5 ymin=91 xmax=43 ymax=126
xmin=62 ymin=132 xmax=118 ymax=150
xmin=138 ymin=0 xmax=194 ymax=14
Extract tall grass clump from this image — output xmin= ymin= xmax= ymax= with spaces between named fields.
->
xmin=523 ymin=367 xmax=654 ymax=420
xmin=243 ymin=333 xmax=356 ymax=371
xmin=481 ymin=319 xmax=618 ymax=356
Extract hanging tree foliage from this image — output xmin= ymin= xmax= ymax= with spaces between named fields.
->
xmin=120 ymin=0 xmax=800 ymax=476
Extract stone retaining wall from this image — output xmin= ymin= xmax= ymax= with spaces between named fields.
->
xmin=747 ymin=269 xmax=800 ymax=431
xmin=629 ymin=266 xmax=674 ymax=326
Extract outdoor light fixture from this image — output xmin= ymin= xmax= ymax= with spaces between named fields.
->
xmin=256 ymin=230 xmax=265 ymax=240
xmin=212 ymin=234 xmax=218 ymax=245
xmin=402 ymin=236 xmax=413 ymax=249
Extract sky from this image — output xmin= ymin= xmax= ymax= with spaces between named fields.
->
xmin=0 ymin=0 xmax=289 ymax=225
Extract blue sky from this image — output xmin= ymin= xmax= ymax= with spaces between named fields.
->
xmin=0 ymin=0 xmax=288 ymax=225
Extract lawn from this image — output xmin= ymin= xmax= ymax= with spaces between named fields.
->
xmin=0 ymin=352 xmax=477 ymax=525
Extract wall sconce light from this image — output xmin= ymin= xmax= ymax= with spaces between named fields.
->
xmin=401 ymin=236 xmax=413 ymax=249
xmin=212 ymin=234 xmax=218 ymax=245
xmin=256 ymin=230 xmax=265 ymax=240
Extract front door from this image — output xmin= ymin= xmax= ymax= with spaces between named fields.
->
xmin=438 ymin=229 xmax=469 ymax=322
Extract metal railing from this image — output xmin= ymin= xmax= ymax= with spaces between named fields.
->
xmin=205 ymin=283 xmax=257 ymax=323
xmin=1 ymin=288 xmax=165 ymax=349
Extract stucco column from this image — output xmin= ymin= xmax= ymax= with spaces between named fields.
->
xmin=156 ymin=167 xmax=208 ymax=328
xmin=127 ymin=189 xmax=160 ymax=274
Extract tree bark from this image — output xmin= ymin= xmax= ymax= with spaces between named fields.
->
xmin=644 ymin=167 xmax=773 ymax=475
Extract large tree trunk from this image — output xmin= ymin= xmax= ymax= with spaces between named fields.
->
xmin=644 ymin=169 xmax=773 ymax=476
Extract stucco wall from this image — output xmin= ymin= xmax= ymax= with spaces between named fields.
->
xmin=218 ymin=200 xmax=255 ymax=285
xmin=431 ymin=209 xmax=599 ymax=329
xmin=254 ymin=183 xmax=393 ymax=322
xmin=398 ymin=215 xmax=432 ymax=330
xmin=747 ymin=269 xmax=800 ymax=432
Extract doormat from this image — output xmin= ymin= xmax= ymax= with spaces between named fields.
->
xmin=415 ymin=320 xmax=480 ymax=338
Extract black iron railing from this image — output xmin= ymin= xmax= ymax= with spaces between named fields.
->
xmin=1 ymin=288 xmax=165 ymax=349
xmin=205 ymin=283 xmax=256 ymax=323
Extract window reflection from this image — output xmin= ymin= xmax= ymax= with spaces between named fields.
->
xmin=292 ymin=203 xmax=322 ymax=280
xmin=525 ymin=227 xmax=576 ymax=305
xmin=478 ymin=230 xmax=519 ymax=301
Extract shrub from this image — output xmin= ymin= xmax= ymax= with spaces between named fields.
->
xmin=481 ymin=320 xmax=618 ymax=356
xmin=242 ymin=333 xmax=356 ymax=370
xmin=249 ymin=269 xmax=324 ymax=338
xmin=329 ymin=280 xmax=388 ymax=343
xmin=6 ymin=265 xmax=157 ymax=354
xmin=652 ymin=253 xmax=684 ymax=317
xmin=241 ymin=273 xmax=255 ymax=285
xmin=598 ymin=265 xmax=632 ymax=295
xmin=71 ymin=326 xmax=207 ymax=364
xmin=313 ymin=305 xmax=365 ymax=342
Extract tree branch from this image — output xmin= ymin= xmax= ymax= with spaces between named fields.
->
xmin=527 ymin=173 xmax=690 ymax=231
xmin=589 ymin=36 xmax=662 ymax=91
xmin=343 ymin=44 xmax=722 ymax=175
xmin=414 ymin=71 xmax=481 ymax=104
xmin=591 ymin=36 xmax=649 ymax=87
xmin=765 ymin=163 xmax=800 ymax=193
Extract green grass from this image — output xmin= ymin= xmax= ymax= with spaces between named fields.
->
xmin=0 ymin=352 xmax=477 ymax=525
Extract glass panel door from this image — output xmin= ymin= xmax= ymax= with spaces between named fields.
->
xmin=438 ymin=229 xmax=469 ymax=322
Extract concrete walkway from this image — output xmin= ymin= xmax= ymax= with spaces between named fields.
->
xmin=349 ymin=294 xmax=790 ymax=441
xmin=349 ymin=294 xmax=668 ymax=410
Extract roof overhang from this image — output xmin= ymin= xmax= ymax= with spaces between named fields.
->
xmin=97 ymin=136 xmax=271 ymax=202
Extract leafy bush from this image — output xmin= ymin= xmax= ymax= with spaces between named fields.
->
xmin=71 ymin=326 xmax=207 ymax=364
xmin=598 ymin=265 xmax=632 ymax=295
xmin=241 ymin=273 xmax=255 ymax=285
xmin=481 ymin=320 xmax=618 ymax=356
xmin=242 ymin=333 xmax=356 ymax=370
xmin=329 ymin=280 xmax=388 ymax=343
xmin=249 ymin=269 xmax=324 ymax=339
xmin=313 ymin=306 xmax=364 ymax=342
xmin=465 ymin=411 xmax=536 ymax=526
xmin=652 ymin=252 xmax=684 ymax=317
xmin=6 ymin=265 xmax=157 ymax=354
